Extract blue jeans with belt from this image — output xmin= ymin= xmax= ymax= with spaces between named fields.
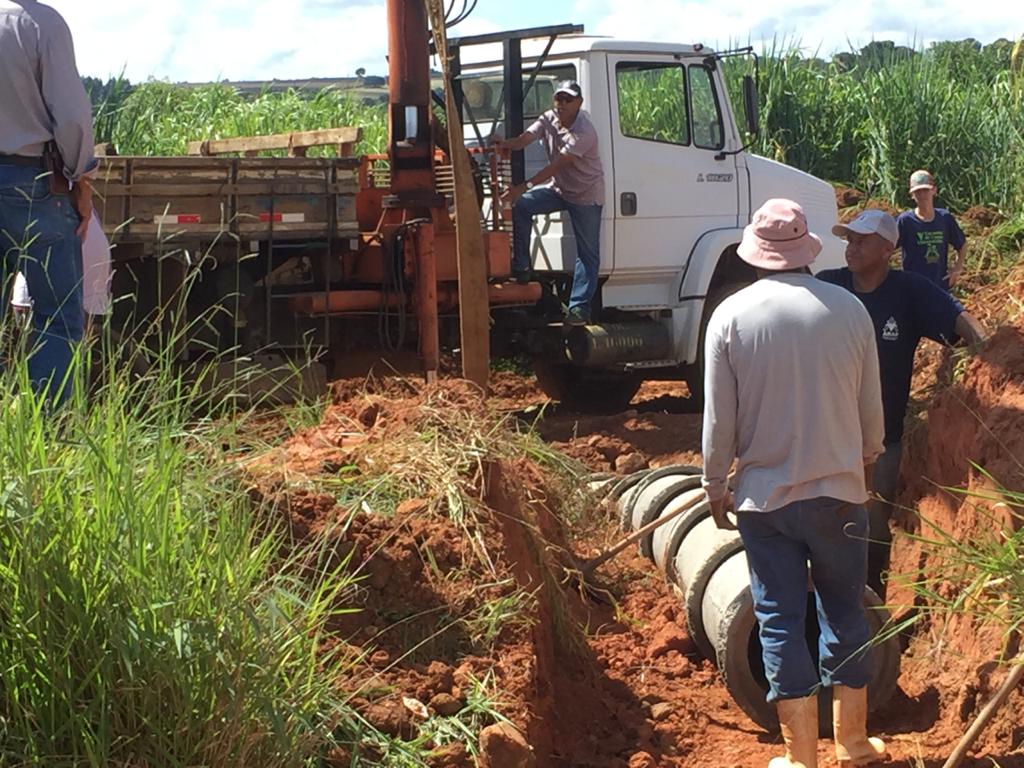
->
xmin=512 ymin=186 xmax=602 ymax=317
xmin=0 ymin=162 xmax=84 ymax=403
xmin=738 ymin=497 xmax=872 ymax=702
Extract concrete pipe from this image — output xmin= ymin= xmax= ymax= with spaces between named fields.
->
xmin=584 ymin=472 xmax=618 ymax=499
xmin=672 ymin=513 xmax=747 ymax=660
xmin=704 ymin=550 xmax=901 ymax=734
xmin=628 ymin=474 xmax=705 ymax=560
xmin=649 ymin=489 xmax=710 ymax=578
xmin=608 ymin=470 xmax=655 ymax=530
xmin=617 ymin=465 xmax=703 ymax=532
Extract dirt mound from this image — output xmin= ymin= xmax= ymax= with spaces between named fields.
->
xmin=838 ymin=199 xmax=901 ymax=222
xmin=835 ymin=185 xmax=865 ymax=209
xmin=245 ymin=380 xmax=727 ymax=766
xmin=890 ymin=319 xmax=1024 ymax=757
xmin=960 ymin=205 xmax=1005 ymax=233
xmin=534 ymin=382 xmax=703 ymax=473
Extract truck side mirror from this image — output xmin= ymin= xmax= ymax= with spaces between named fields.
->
xmin=743 ymin=75 xmax=759 ymax=137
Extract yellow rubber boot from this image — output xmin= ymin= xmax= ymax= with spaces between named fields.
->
xmin=833 ymin=685 xmax=887 ymax=766
xmin=768 ymin=695 xmax=819 ymax=768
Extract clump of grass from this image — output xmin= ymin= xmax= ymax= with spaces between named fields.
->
xmin=899 ymin=483 xmax=1024 ymax=641
xmin=463 ymin=583 xmax=538 ymax=648
xmin=721 ymin=38 xmax=1024 ymax=220
xmin=0 ymin=315 xmax=380 ymax=766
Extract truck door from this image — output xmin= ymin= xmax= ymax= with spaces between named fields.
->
xmin=607 ymin=53 xmax=739 ymax=295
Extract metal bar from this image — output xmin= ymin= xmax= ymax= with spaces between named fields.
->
xmin=503 ymin=38 xmax=525 ymax=185
xmin=445 ymin=23 xmax=582 ymax=49
xmin=521 ymin=34 xmax=559 ymax=103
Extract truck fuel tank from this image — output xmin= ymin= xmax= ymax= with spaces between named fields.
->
xmin=565 ymin=321 xmax=671 ymax=368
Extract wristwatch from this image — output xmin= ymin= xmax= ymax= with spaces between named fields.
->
xmin=525 ymin=180 xmax=535 ymax=190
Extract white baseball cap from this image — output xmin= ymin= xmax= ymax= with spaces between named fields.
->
xmin=831 ymin=209 xmax=898 ymax=247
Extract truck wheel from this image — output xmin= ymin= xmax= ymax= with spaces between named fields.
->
xmin=684 ymin=281 xmax=749 ymax=411
xmin=533 ymin=358 xmax=641 ymax=414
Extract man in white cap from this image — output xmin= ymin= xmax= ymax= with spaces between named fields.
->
xmin=492 ymin=80 xmax=605 ymax=325
xmin=896 ymin=169 xmax=967 ymax=291
xmin=818 ymin=209 xmax=986 ymax=599
xmin=702 ymin=198 xmax=887 ymax=768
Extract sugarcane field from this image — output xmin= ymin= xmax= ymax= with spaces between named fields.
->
xmin=1 ymin=1 xmax=1023 ymax=766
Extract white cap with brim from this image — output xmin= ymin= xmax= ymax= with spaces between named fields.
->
xmin=737 ymin=198 xmax=823 ymax=271
xmin=554 ymin=81 xmax=583 ymax=99
xmin=831 ymin=209 xmax=899 ymax=247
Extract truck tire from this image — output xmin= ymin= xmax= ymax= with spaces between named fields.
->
xmin=684 ymin=281 xmax=749 ymax=410
xmin=532 ymin=359 xmax=641 ymax=414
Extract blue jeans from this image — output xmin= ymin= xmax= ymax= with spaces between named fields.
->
xmin=0 ymin=163 xmax=85 ymax=403
xmin=738 ymin=497 xmax=872 ymax=702
xmin=867 ymin=441 xmax=902 ymax=599
xmin=512 ymin=186 xmax=602 ymax=315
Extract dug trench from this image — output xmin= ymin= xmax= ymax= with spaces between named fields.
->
xmin=244 ymin=382 xmax=729 ymax=766
xmin=238 ymin=272 xmax=1023 ymax=766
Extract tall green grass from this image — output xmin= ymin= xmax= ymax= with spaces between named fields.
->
xmin=723 ymin=38 xmax=1024 ymax=214
xmin=0 ymin=320 xmax=364 ymax=766
xmin=104 ymin=83 xmax=387 ymax=157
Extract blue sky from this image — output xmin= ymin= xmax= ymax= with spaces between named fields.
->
xmin=48 ymin=0 xmax=1022 ymax=83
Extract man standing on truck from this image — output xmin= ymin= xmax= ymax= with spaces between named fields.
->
xmin=819 ymin=209 xmax=986 ymax=599
xmin=493 ymin=80 xmax=605 ymax=326
xmin=702 ymin=199 xmax=887 ymax=768
xmin=0 ymin=0 xmax=95 ymax=403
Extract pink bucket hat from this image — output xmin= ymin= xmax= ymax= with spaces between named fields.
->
xmin=737 ymin=198 xmax=822 ymax=270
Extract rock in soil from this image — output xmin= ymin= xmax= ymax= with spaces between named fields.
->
xmin=429 ymin=692 xmax=464 ymax=716
xmin=646 ymin=622 xmax=693 ymax=659
xmin=427 ymin=741 xmax=471 ymax=768
xmin=650 ymin=702 xmax=674 ymax=721
xmin=479 ymin=723 xmax=536 ymax=768
xmin=629 ymin=751 xmax=658 ymax=768
xmin=614 ymin=452 xmax=648 ymax=475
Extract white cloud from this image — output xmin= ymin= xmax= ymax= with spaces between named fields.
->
xmin=44 ymin=0 xmax=1024 ymax=83
xmin=50 ymin=0 xmax=397 ymax=81
xmin=579 ymin=0 xmax=1022 ymax=55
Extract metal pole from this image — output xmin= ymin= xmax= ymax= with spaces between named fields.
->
xmin=502 ymin=38 xmax=525 ymax=186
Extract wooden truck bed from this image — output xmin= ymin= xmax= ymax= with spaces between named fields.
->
xmin=93 ymin=156 xmax=361 ymax=247
xmin=92 ymin=128 xmax=365 ymax=251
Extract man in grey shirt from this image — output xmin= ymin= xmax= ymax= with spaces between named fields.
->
xmin=1 ymin=0 xmax=95 ymax=402
xmin=493 ymin=80 xmax=605 ymax=326
xmin=702 ymin=199 xmax=887 ymax=767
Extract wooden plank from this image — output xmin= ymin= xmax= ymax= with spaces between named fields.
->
xmin=113 ymin=223 xmax=360 ymax=238
xmin=96 ymin=182 xmax=355 ymax=197
xmin=187 ymin=127 xmax=362 ymax=156
xmin=427 ymin=1 xmax=490 ymax=389
xmin=99 ymin=155 xmax=361 ymax=170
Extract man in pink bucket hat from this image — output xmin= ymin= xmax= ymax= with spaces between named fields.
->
xmin=702 ymin=198 xmax=888 ymax=767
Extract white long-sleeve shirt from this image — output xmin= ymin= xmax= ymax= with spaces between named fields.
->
xmin=701 ymin=272 xmax=884 ymax=512
xmin=0 ymin=1 xmax=95 ymax=180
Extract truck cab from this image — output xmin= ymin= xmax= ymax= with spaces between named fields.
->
xmin=460 ymin=36 xmax=845 ymax=408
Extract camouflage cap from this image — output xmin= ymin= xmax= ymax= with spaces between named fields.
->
xmin=909 ymin=169 xmax=936 ymax=192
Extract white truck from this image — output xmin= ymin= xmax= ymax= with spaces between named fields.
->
xmin=459 ymin=33 xmax=845 ymax=409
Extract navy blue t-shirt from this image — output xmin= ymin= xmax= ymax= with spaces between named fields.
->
xmin=896 ymin=209 xmax=966 ymax=291
xmin=817 ymin=268 xmax=963 ymax=445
